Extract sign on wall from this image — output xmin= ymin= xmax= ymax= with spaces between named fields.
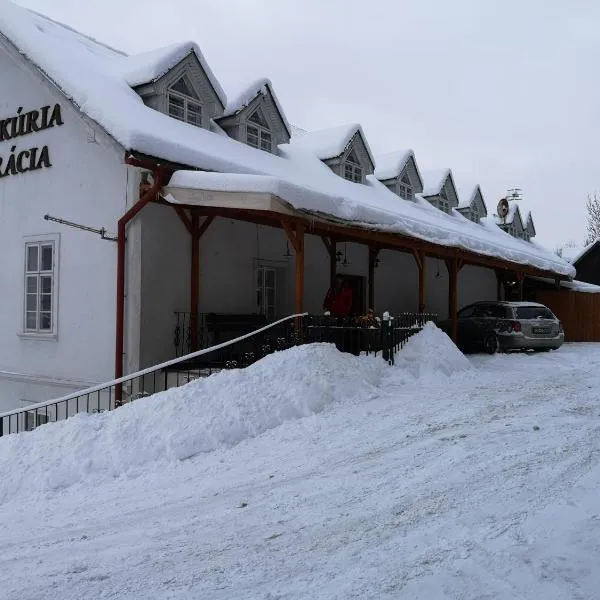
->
xmin=0 ymin=103 xmax=63 ymax=179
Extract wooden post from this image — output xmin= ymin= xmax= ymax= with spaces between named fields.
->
xmin=295 ymin=225 xmax=305 ymax=314
xmin=496 ymin=270 xmax=502 ymax=301
xmin=190 ymin=213 xmax=200 ymax=351
xmin=368 ymin=247 xmax=379 ymax=310
xmin=284 ymin=221 xmax=305 ymax=314
xmin=517 ymin=271 xmax=525 ymax=301
xmin=413 ymin=250 xmax=425 ymax=313
xmin=445 ymin=258 xmax=461 ymax=343
xmin=321 ymin=236 xmax=337 ymax=286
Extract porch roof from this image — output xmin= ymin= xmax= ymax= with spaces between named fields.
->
xmin=163 ymin=171 xmax=572 ymax=279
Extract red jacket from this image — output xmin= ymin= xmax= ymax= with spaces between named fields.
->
xmin=323 ymin=284 xmax=353 ymax=317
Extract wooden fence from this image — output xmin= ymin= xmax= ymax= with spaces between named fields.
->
xmin=533 ymin=290 xmax=600 ymax=342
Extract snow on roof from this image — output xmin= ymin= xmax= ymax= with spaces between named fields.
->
xmin=0 ymin=1 xmax=574 ymax=279
xmin=456 ymin=184 xmax=478 ymax=209
xmin=117 ymin=41 xmax=226 ymax=108
xmin=495 ymin=202 xmax=524 ymax=226
xmin=221 ymin=77 xmax=290 ymax=136
xmin=421 ymin=169 xmax=451 ymax=197
xmin=373 ymin=149 xmax=415 ymax=181
xmin=560 ymin=240 xmax=598 ymax=264
xmin=288 ymin=123 xmax=374 ymax=166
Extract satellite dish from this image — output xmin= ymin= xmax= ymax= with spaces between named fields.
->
xmin=497 ymin=197 xmax=509 ymax=219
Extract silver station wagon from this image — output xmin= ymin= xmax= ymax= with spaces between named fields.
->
xmin=440 ymin=301 xmax=564 ymax=354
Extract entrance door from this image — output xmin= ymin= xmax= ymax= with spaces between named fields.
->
xmin=257 ymin=266 xmax=276 ymax=321
xmin=343 ymin=274 xmax=366 ymax=316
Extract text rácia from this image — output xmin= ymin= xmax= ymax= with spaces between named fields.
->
xmin=0 ymin=104 xmax=64 ymax=178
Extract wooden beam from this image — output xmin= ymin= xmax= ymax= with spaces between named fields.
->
xmin=173 ymin=205 xmax=193 ymax=235
xmin=190 ymin=213 xmax=200 ymax=351
xmin=197 ymin=215 xmax=214 ymax=240
xmin=446 ymin=258 xmax=459 ymax=343
xmin=413 ymin=250 xmax=425 ymax=313
xmin=282 ymin=219 xmax=301 ymax=253
xmin=368 ymin=247 xmax=380 ymax=310
xmin=157 ymin=202 xmax=570 ymax=283
xmin=295 ymin=224 xmax=305 ymax=314
xmin=321 ymin=235 xmax=333 ymax=256
xmin=329 ymin=240 xmax=337 ymax=287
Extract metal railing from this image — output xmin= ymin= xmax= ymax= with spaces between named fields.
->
xmin=0 ymin=311 xmax=437 ymax=437
xmin=0 ymin=313 xmax=306 ymax=438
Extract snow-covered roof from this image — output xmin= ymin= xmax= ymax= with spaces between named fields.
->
xmin=495 ymin=202 xmax=524 ymax=227
xmin=289 ymin=123 xmax=375 ymax=166
xmin=457 ymin=184 xmax=478 ymax=209
xmin=221 ymin=77 xmax=291 ymax=136
xmin=421 ymin=169 xmax=451 ymax=197
xmin=0 ymin=1 xmax=575 ymax=279
xmin=374 ymin=149 xmax=415 ymax=181
xmin=117 ymin=42 xmax=226 ymax=107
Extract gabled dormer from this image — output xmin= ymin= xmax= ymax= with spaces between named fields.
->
xmin=496 ymin=203 xmax=526 ymax=240
xmin=374 ymin=150 xmax=423 ymax=201
xmin=421 ymin=169 xmax=459 ymax=214
xmin=123 ymin=42 xmax=227 ymax=129
xmin=216 ymin=78 xmax=291 ymax=153
xmin=526 ymin=212 xmax=536 ymax=240
xmin=456 ymin=184 xmax=488 ymax=223
xmin=289 ymin=124 xmax=375 ymax=184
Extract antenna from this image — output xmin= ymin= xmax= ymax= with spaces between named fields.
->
xmin=507 ymin=188 xmax=522 ymax=202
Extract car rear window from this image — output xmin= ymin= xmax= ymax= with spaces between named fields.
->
xmin=516 ymin=306 xmax=554 ymax=320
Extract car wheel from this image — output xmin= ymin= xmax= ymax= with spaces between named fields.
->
xmin=483 ymin=333 xmax=499 ymax=355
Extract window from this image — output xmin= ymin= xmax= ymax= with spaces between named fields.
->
xmin=24 ymin=238 xmax=58 ymax=334
xmin=246 ymin=109 xmax=272 ymax=152
xmin=343 ymin=151 xmax=362 ymax=183
xmin=458 ymin=305 xmax=476 ymax=319
xmin=438 ymin=189 xmax=450 ymax=213
xmin=516 ymin=306 xmax=554 ymax=320
xmin=257 ymin=266 xmax=276 ymax=321
xmin=399 ymin=173 xmax=413 ymax=200
xmin=167 ymin=77 xmax=203 ymax=127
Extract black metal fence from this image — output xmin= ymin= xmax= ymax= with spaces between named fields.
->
xmin=0 ymin=311 xmax=437 ymax=437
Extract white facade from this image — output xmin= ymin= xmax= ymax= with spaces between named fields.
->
xmin=0 ymin=17 xmax=502 ymax=413
xmin=0 ymin=40 xmax=129 ymax=411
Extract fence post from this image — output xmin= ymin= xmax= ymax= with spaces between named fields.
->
xmin=382 ymin=311 xmax=394 ymax=365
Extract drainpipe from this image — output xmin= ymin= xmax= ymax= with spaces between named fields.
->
xmin=115 ymin=163 xmax=167 ymax=403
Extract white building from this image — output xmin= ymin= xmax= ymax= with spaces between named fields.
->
xmin=0 ymin=1 xmax=574 ymax=412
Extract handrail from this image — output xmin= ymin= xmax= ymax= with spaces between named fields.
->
xmin=0 ymin=313 xmax=308 ymax=420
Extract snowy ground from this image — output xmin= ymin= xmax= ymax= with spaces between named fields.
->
xmin=1 ymin=326 xmax=600 ymax=599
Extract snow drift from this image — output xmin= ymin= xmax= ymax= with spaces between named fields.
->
xmin=393 ymin=322 xmax=473 ymax=381
xmin=0 ymin=326 xmax=468 ymax=506
xmin=0 ymin=345 xmax=383 ymax=505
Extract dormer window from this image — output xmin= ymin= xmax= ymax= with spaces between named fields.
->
xmin=167 ymin=77 xmax=203 ymax=127
xmin=399 ymin=173 xmax=413 ymax=200
xmin=438 ymin=189 xmax=450 ymax=213
xmin=246 ymin=109 xmax=272 ymax=152
xmin=344 ymin=151 xmax=362 ymax=183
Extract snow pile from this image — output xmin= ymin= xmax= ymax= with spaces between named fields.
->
xmin=0 ymin=344 xmax=383 ymax=505
xmin=394 ymin=322 xmax=473 ymax=381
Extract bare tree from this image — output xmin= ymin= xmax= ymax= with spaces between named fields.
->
xmin=585 ymin=192 xmax=600 ymax=245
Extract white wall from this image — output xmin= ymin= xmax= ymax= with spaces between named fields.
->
xmin=136 ymin=214 xmax=500 ymax=369
xmin=0 ymin=43 xmax=127 ymax=411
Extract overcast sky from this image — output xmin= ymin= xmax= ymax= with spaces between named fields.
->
xmin=15 ymin=0 xmax=600 ymax=249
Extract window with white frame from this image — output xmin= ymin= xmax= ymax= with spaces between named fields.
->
xmin=246 ymin=109 xmax=272 ymax=152
xmin=24 ymin=237 xmax=58 ymax=334
xmin=343 ymin=151 xmax=362 ymax=183
xmin=399 ymin=173 xmax=413 ymax=200
xmin=256 ymin=266 xmax=276 ymax=321
xmin=167 ymin=77 xmax=203 ymax=127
